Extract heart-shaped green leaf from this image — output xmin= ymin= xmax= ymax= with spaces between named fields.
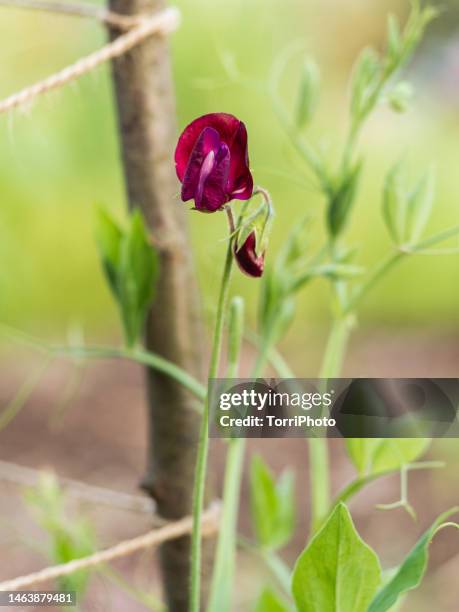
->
xmin=292 ymin=503 xmax=381 ymax=612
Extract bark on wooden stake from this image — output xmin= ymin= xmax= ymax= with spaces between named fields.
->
xmin=108 ymin=1 xmax=211 ymax=609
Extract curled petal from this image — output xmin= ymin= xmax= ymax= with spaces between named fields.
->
xmin=227 ymin=121 xmax=253 ymax=201
xmin=234 ymin=232 xmax=264 ymax=278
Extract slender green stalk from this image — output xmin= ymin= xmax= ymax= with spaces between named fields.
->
xmin=345 ymin=224 xmax=459 ymax=314
xmin=269 ymin=346 xmax=295 ymax=378
xmin=376 ymin=464 xmax=416 ymax=519
xmin=207 ymin=297 xmax=244 ymax=612
xmin=311 ymin=246 xmax=402 ymax=531
xmin=207 ymin=439 xmax=245 ymax=612
xmin=310 ymin=222 xmax=459 ymax=529
xmin=340 ymin=121 xmax=359 ymax=176
xmin=318 ymin=315 xmax=353 ymax=380
xmin=345 ymin=251 xmax=404 ymax=314
xmin=0 ymin=325 xmax=207 ymax=402
xmin=226 ymin=297 xmax=245 ymax=378
xmin=333 ymin=461 xmax=444 ymax=511
xmin=308 ymin=315 xmax=353 ymax=532
xmin=413 ymin=223 xmax=459 ymax=251
xmin=190 ymin=220 xmax=234 ymax=612
xmin=52 ymin=345 xmax=206 ymax=402
xmin=207 ymin=192 xmax=274 ymax=612
xmin=308 ymin=438 xmax=331 ymax=534
xmin=208 ymin=297 xmax=276 ymax=612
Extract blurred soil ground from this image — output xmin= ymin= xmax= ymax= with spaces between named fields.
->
xmin=0 ymin=328 xmax=458 ymax=611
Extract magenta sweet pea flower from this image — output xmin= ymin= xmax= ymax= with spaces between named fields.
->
xmin=234 ymin=231 xmax=265 ymax=278
xmin=174 ymin=113 xmax=253 ymax=212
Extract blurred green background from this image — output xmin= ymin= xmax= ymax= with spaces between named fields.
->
xmin=0 ymin=4 xmax=458 ymax=610
xmin=0 ymin=0 xmax=458 ymax=349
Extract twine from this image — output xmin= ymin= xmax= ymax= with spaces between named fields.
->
xmin=0 ymin=3 xmax=204 ymax=594
xmin=0 ymin=502 xmax=220 ymax=590
xmin=0 ymin=6 xmax=180 ymax=115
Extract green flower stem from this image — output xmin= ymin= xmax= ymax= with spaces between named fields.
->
xmin=345 ymin=251 xmax=404 ymax=314
xmin=319 ymin=315 xmax=353 ymax=381
xmin=413 ymin=223 xmax=459 ymax=250
xmin=308 ymin=438 xmax=331 ymax=534
xmin=0 ymin=324 xmax=207 ymax=404
xmin=268 ymin=346 xmax=295 ymax=378
xmin=226 ymin=297 xmax=245 ymax=378
xmin=310 ymin=311 xmax=353 ymax=533
xmin=310 ymin=241 xmax=406 ymax=532
xmin=207 ymin=297 xmax=245 ymax=612
xmin=207 ymin=438 xmax=245 ymax=612
xmin=312 ymin=249 xmax=403 ymax=532
xmin=190 ymin=215 xmax=234 ymax=612
xmin=333 ymin=461 xmax=444 ymax=507
xmin=208 ymin=297 xmax=276 ymax=611
xmin=310 ymin=223 xmax=459 ymax=530
xmin=345 ymin=224 xmax=459 ymax=315
xmin=376 ymin=464 xmax=416 ymax=519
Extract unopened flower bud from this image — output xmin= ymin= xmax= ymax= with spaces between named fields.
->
xmin=234 ymin=231 xmax=265 ymax=278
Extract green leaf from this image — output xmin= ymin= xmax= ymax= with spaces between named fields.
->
xmin=292 ymin=503 xmax=381 ymax=612
xmin=327 ymin=160 xmax=363 ymax=238
xmin=345 ymin=438 xmax=373 ymax=476
xmin=295 ymin=58 xmax=320 ymax=128
xmin=383 ymin=165 xmax=435 ymax=246
xmin=258 ymin=216 xmax=309 ymax=342
xmin=282 ymin=215 xmax=310 ymax=266
xmin=384 ymin=2 xmax=437 ymax=75
xmin=350 ymin=48 xmax=381 ymax=122
xmin=95 ymin=208 xmax=159 ymax=347
xmin=382 ymin=165 xmax=406 ymax=244
xmin=250 ymin=455 xmax=295 ymax=550
xmin=237 ymin=194 xmax=274 ymax=255
xmin=404 ymin=167 xmax=435 ymax=244
xmin=346 ymin=438 xmax=430 ymax=476
xmin=386 ymin=14 xmax=402 ymax=65
xmin=118 ymin=210 xmax=159 ymax=347
xmin=253 ymin=588 xmax=291 ymax=612
xmin=368 ymin=508 xmax=459 ymax=612
xmin=370 ymin=439 xmax=430 ymax=474
xmin=400 ymin=2 xmax=438 ymax=69
xmin=95 ymin=207 xmax=123 ymax=298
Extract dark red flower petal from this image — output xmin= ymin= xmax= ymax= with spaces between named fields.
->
xmin=181 ymin=127 xmax=221 ymax=201
xmin=227 ymin=121 xmax=253 ymax=201
xmin=234 ymin=232 xmax=264 ymax=278
xmin=195 ymin=143 xmax=230 ymax=212
xmin=175 ymin=113 xmax=241 ymax=182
